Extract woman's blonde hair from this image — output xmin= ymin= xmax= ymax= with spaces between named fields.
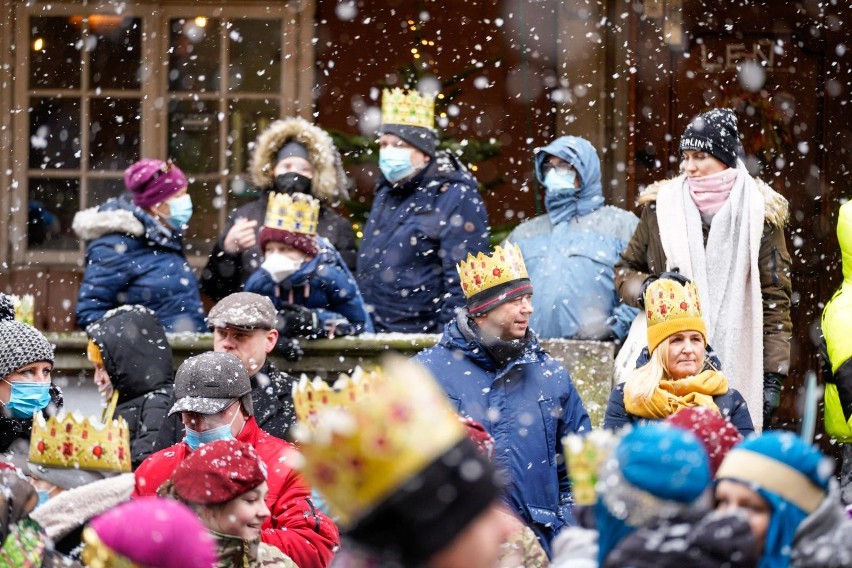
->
xmin=625 ymin=337 xmax=672 ymax=404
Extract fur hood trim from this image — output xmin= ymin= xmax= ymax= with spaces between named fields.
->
xmin=250 ymin=117 xmax=349 ymax=203
xmin=72 ymin=206 xmax=145 ymax=241
xmin=637 ymin=175 xmax=789 ymax=229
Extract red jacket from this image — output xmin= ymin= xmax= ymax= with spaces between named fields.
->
xmin=133 ymin=417 xmax=339 ymax=568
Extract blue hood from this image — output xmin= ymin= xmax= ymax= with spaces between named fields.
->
xmin=534 ymin=136 xmax=604 ymax=224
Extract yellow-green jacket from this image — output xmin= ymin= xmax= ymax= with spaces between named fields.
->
xmin=821 ymin=200 xmax=852 ymax=442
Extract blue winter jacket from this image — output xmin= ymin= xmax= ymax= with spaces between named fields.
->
xmin=414 ymin=316 xmax=592 ymax=554
xmin=73 ymin=195 xmax=207 ymax=332
xmin=244 ymin=238 xmax=373 ymax=335
xmin=507 ymin=136 xmax=639 ymax=340
xmin=356 ymin=152 xmax=490 ymax=333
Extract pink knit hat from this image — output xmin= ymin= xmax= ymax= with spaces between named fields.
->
xmin=124 ymin=159 xmax=188 ymax=209
xmin=85 ymin=497 xmax=216 ymax=568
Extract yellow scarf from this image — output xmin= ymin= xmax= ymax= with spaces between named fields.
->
xmin=624 ymin=370 xmax=729 ymax=420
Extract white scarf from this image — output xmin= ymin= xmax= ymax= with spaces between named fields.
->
xmin=656 ymin=162 xmax=764 ymax=428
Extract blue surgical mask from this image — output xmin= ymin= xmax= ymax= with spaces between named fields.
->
xmin=36 ymin=489 xmax=52 ymax=508
xmin=543 ymin=168 xmax=578 ymax=194
xmin=166 ymin=194 xmax=193 ymax=228
xmin=379 ymin=147 xmax=416 ymax=183
xmin=184 ymin=404 xmax=239 ymax=450
xmin=2 ymin=380 xmax=52 ymax=420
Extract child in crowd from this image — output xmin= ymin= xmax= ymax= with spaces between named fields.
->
xmin=163 ymin=439 xmax=297 ymax=568
xmin=245 ymin=192 xmax=373 ymax=338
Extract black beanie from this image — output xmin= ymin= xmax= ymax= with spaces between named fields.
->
xmin=345 ymin=438 xmax=502 ymax=565
xmin=379 ymin=123 xmax=438 ymax=157
xmin=679 ymin=108 xmax=740 ymax=168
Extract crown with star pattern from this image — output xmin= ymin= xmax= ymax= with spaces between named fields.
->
xmin=263 ymin=192 xmax=320 ymax=235
xmin=381 ymin=88 xmax=435 ymax=129
xmin=456 ymin=242 xmax=529 ymax=300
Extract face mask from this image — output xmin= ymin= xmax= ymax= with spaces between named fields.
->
xmin=36 ymin=489 xmax=52 ymax=508
xmin=166 ymin=194 xmax=193 ymax=228
xmin=274 ymin=172 xmax=313 ymax=195
xmin=184 ymin=404 xmax=239 ymax=450
xmin=543 ymin=168 xmax=578 ymax=194
xmin=379 ymin=147 xmax=416 ymax=183
xmin=2 ymin=380 xmax=52 ymax=420
xmin=261 ymin=253 xmax=303 ymax=283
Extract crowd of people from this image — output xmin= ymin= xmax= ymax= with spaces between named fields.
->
xmin=1 ymin=91 xmax=850 ymax=568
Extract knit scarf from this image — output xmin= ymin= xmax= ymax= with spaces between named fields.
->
xmin=687 ymin=168 xmax=739 ymax=217
xmin=624 ymin=370 xmax=728 ymax=419
xmin=656 ymin=162 xmax=765 ymax=428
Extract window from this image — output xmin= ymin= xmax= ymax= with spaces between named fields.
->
xmin=11 ymin=3 xmax=314 ymax=265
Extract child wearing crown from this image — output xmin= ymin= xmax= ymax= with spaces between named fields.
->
xmin=603 ymin=276 xmax=754 ymax=435
xmin=244 ymin=192 xmax=373 ymax=339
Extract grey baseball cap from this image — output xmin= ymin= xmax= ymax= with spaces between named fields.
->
xmin=207 ymin=292 xmax=277 ymax=331
xmin=169 ymin=352 xmax=253 ymax=417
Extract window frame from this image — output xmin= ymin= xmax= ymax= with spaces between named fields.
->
xmin=9 ymin=0 xmax=315 ymax=267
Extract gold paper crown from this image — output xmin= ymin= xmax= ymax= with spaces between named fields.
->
xmin=381 ymin=88 xmax=435 ymax=130
xmin=28 ymin=393 xmax=131 ymax=473
xmin=10 ymin=294 xmax=34 ymax=326
xmin=263 ymin=192 xmax=320 ymax=236
xmin=645 ymin=278 xmax=706 ymax=354
xmin=292 ymin=355 xmax=464 ymax=526
xmin=563 ymin=431 xmax=618 ymax=506
xmin=293 ymin=367 xmax=378 ymax=430
xmin=456 ymin=242 xmax=529 ymax=299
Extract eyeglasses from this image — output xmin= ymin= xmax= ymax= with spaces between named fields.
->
xmin=541 ymin=162 xmax=575 ymax=177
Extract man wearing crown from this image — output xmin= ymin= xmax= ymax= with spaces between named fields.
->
xmin=356 ymin=88 xmax=490 ymax=333
xmin=414 ymin=243 xmax=592 ymax=557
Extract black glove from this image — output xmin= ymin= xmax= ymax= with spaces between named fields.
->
xmin=762 ymin=372 xmax=784 ymax=429
xmin=274 ymin=335 xmax=304 ymax=361
xmin=277 ymin=304 xmax=319 ymax=338
xmin=638 ymin=269 xmax=691 ymax=307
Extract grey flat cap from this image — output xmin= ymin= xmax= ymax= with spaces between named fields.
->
xmin=169 ymin=352 xmax=253 ymax=417
xmin=207 ymin=292 xmax=277 ymax=330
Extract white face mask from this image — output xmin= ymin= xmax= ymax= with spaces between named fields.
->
xmin=261 ymin=253 xmax=303 ymax=283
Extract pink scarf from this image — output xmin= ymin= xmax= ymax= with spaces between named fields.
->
xmin=687 ymin=168 xmax=739 ymax=216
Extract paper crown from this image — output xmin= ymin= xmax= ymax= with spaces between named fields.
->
xmin=263 ymin=192 xmax=320 ymax=236
xmin=10 ymin=294 xmax=34 ymax=326
xmin=28 ymin=393 xmax=131 ymax=473
xmin=381 ymin=88 xmax=435 ymax=130
xmin=645 ymin=278 xmax=706 ymax=354
xmin=292 ymin=355 xmax=465 ymax=526
xmin=293 ymin=367 xmax=378 ymax=429
xmin=457 ymin=242 xmax=529 ymax=300
xmin=563 ymin=430 xmax=619 ymax=506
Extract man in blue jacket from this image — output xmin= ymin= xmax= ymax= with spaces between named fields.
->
xmin=506 ymin=136 xmax=639 ymax=341
xmin=414 ymin=242 xmax=592 ymax=557
xmin=356 ymin=88 xmax=490 ymax=333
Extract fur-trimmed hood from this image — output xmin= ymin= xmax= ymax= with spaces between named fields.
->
xmin=72 ymin=195 xmax=179 ymax=249
xmin=637 ymin=172 xmax=789 ymax=229
xmin=250 ymin=117 xmax=349 ymax=203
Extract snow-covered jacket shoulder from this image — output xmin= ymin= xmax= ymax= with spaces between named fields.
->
xmin=791 ymin=483 xmax=852 ymax=568
xmin=245 ymin=238 xmax=373 ymax=334
xmin=413 ymin=318 xmax=591 ymax=550
xmin=133 ymin=417 xmax=340 ymax=568
xmin=250 ymin=117 xmax=349 ymax=203
xmin=508 ymin=205 xmax=639 ymax=340
xmin=73 ymin=195 xmax=206 ymax=332
xmin=357 ymin=153 xmax=490 ymax=333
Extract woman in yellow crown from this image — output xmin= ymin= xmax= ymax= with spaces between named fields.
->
xmin=603 ymin=275 xmax=754 ymax=435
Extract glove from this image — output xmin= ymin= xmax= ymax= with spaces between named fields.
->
xmin=763 ymin=372 xmax=784 ymax=429
xmin=274 ymin=335 xmax=303 ymax=361
xmin=277 ymin=304 xmax=319 ymax=338
xmin=638 ymin=269 xmax=691 ymax=308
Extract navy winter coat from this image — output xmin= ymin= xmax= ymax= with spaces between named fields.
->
xmin=356 ymin=153 xmax=490 ymax=333
xmin=73 ymin=195 xmax=206 ymax=332
xmin=414 ymin=316 xmax=592 ymax=554
xmin=245 ymin=238 xmax=373 ymax=335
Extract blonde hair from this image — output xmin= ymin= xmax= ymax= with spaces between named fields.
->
xmin=625 ymin=334 xmax=716 ymax=405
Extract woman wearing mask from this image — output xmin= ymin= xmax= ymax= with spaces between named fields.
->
xmin=0 ymin=293 xmax=61 ymax=455
xmin=73 ymin=159 xmax=206 ymax=332
xmin=615 ymin=108 xmax=792 ymax=430
xmin=201 ymin=117 xmax=355 ymax=301
xmin=163 ymin=439 xmax=297 ymax=568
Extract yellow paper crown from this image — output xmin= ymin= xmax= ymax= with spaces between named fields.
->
xmin=10 ymin=294 xmax=34 ymax=326
xmin=644 ymin=278 xmax=706 ymax=354
xmin=263 ymin=192 xmax=320 ymax=236
xmin=292 ymin=355 xmax=465 ymax=526
xmin=381 ymin=88 xmax=435 ymax=130
xmin=563 ymin=430 xmax=619 ymax=506
xmin=293 ymin=367 xmax=378 ymax=430
xmin=456 ymin=242 xmax=529 ymax=299
xmin=28 ymin=393 xmax=131 ymax=473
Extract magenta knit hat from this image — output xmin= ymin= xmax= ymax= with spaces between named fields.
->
xmin=124 ymin=159 xmax=188 ymax=208
xmin=86 ymin=497 xmax=217 ymax=568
